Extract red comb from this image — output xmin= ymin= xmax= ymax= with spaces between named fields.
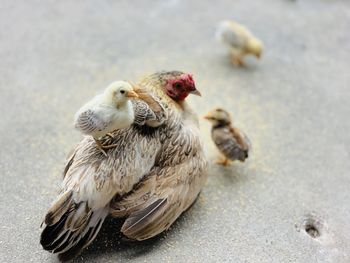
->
xmin=180 ymin=73 xmax=195 ymax=85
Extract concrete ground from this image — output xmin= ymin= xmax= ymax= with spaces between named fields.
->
xmin=1 ymin=0 xmax=350 ymax=262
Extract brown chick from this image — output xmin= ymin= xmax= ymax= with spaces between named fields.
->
xmin=204 ymin=108 xmax=250 ymax=166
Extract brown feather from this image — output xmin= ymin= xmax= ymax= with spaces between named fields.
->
xmin=44 ymin=191 xmax=73 ymax=225
xmin=63 ymin=151 xmax=76 ymax=178
xmin=121 ymin=198 xmax=167 ymax=238
xmin=229 ymin=126 xmax=249 ymax=150
xmin=133 ymin=86 xmax=164 ymax=115
xmin=110 ymin=174 xmax=157 ymax=217
xmin=41 ymin=202 xmax=108 ymax=257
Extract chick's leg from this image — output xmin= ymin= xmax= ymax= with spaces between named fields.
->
xmin=230 ymin=51 xmax=245 ymax=67
xmin=94 ymin=138 xmax=108 ymax=157
xmin=236 ymin=56 xmax=245 ymax=67
xmin=101 ymin=143 xmax=119 ymax=149
xmin=216 ymin=155 xmax=230 ymax=166
xmin=98 ymin=133 xmax=118 ymax=149
xmin=230 ymin=55 xmax=245 ymax=67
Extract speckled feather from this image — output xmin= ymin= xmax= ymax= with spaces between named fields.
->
xmin=131 ymin=88 xmax=167 ymax=127
xmin=75 ymin=109 xmax=109 ymax=134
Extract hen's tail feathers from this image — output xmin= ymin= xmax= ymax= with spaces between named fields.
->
xmin=40 ymin=191 xmax=108 ymax=261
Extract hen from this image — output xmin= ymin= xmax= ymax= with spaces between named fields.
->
xmin=40 ymin=71 xmax=208 ymax=261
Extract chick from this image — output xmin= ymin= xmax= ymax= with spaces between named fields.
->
xmin=204 ymin=108 xmax=250 ymax=166
xmin=216 ymin=20 xmax=263 ymax=66
xmin=74 ymin=81 xmax=139 ymax=156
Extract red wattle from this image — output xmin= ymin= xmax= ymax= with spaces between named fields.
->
xmin=166 ymin=89 xmax=189 ymax=101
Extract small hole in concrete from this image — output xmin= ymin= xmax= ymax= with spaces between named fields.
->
xmin=300 ymin=214 xmax=324 ymax=239
xmin=304 ymin=223 xmax=320 ymax=238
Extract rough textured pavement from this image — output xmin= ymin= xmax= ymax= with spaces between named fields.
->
xmin=1 ymin=0 xmax=350 ymax=262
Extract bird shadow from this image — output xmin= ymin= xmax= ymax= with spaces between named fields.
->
xmin=69 ymin=162 xmax=251 ymax=262
xmin=71 ymin=201 xmax=198 ymax=262
xmin=71 ymin=217 xmax=164 ymax=262
xmin=208 ymin=160 xmax=251 ymax=187
xmin=218 ymin=54 xmax=260 ymax=73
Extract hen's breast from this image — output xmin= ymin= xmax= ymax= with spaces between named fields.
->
xmin=157 ymin=107 xmax=207 ymax=172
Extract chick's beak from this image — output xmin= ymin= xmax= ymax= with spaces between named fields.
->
xmin=126 ymin=90 xmax=139 ymax=98
xmin=203 ymin=113 xmax=213 ymax=120
xmin=190 ymin=89 xmax=201 ymax=97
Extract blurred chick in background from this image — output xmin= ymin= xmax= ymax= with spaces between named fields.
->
xmin=204 ymin=108 xmax=250 ymax=166
xmin=216 ymin=20 xmax=263 ymax=66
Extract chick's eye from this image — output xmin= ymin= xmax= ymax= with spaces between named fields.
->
xmin=120 ymin=90 xmax=125 ymax=94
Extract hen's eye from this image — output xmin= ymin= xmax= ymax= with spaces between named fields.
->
xmin=174 ymin=82 xmax=183 ymax=89
xmin=120 ymin=90 xmax=125 ymax=94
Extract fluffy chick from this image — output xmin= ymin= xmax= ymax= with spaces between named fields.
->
xmin=74 ymin=81 xmax=138 ymax=156
xmin=216 ymin=20 xmax=263 ymax=66
xmin=204 ymin=108 xmax=250 ymax=166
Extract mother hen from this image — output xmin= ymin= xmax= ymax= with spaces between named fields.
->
xmin=40 ymin=71 xmax=208 ymax=261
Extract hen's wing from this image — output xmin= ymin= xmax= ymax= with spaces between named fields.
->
xmin=132 ymin=87 xmax=167 ymax=127
xmin=134 ymin=87 xmax=165 ymax=115
xmin=74 ymin=109 xmax=109 ymax=135
xmin=212 ymin=127 xmax=248 ymax=161
xmin=132 ymin=100 xmax=158 ymax=126
xmin=41 ymin=99 xmax=164 ymax=260
xmin=111 ymin=116 xmax=208 ymax=240
xmin=119 ymin=160 xmax=207 ymax=241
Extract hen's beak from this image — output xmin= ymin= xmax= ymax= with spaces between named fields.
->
xmin=126 ymin=90 xmax=139 ymax=98
xmin=190 ymin=89 xmax=201 ymax=97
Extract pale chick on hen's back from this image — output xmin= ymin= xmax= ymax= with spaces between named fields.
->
xmin=74 ymin=81 xmax=139 ymax=156
xmin=216 ymin=20 xmax=263 ymax=66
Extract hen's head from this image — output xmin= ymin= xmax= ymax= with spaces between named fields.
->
xmin=155 ymin=71 xmax=201 ymax=101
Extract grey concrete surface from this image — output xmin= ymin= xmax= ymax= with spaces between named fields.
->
xmin=1 ymin=0 xmax=350 ymax=262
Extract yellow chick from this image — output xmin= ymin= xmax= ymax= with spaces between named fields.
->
xmin=74 ymin=81 xmax=139 ymax=156
xmin=216 ymin=20 xmax=263 ymax=66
